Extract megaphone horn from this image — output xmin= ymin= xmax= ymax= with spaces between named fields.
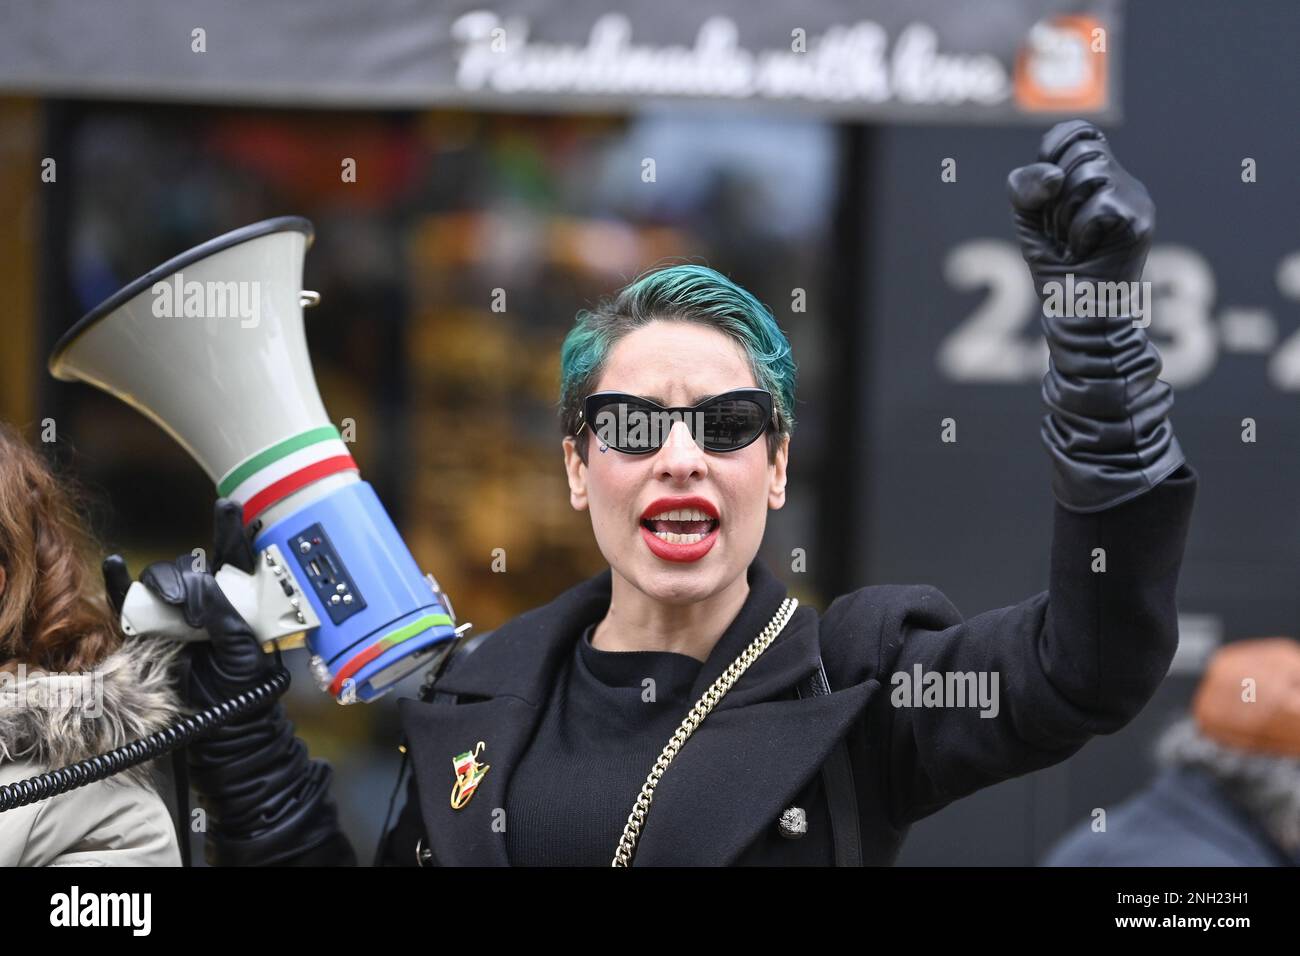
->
xmin=49 ymin=218 xmax=463 ymax=703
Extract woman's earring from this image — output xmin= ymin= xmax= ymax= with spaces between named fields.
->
xmin=598 ymin=441 xmax=609 ymax=453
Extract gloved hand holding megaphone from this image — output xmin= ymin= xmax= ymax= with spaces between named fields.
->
xmin=103 ymin=498 xmax=273 ymax=719
xmin=103 ymin=498 xmax=354 ymax=866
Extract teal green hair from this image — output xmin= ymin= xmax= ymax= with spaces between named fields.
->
xmin=558 ymin=263 xmax=796 ymax=462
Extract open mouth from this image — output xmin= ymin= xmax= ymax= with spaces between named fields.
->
xmin=639 ymin=508 xmax=721 ymax=545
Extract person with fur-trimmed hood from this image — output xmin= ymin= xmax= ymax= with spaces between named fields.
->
xmin=0 ymin=421 xmax=183 ymax=866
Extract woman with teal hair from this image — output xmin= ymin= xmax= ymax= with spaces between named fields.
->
xmin=130 ymin=122 xmax=1196 ymax=866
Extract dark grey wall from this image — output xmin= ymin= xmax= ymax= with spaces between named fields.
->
xmin=854 ymin=0 xmax=1300 ymax=864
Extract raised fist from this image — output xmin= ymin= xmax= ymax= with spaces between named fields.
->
xmin=1008 ymin=119 xmax=1154 ymax=291
xmin=1008 ymin=120 xmax=1183 ymax=513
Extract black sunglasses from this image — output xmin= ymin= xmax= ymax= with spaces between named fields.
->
xmin=577 ymin=388 xmax=775 ymax=454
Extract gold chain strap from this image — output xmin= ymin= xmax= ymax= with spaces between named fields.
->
xmin=610 ymin=596 xmax=800 ymax=867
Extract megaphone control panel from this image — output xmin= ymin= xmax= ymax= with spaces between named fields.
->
xmin=289 ymin=523 xmax=367 ymax=626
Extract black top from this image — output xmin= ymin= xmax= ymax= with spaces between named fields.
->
xmin=503 ymin=621 xmax=704 ymax=866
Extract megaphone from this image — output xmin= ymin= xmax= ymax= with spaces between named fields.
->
xmin=49 ymin=217 xmax=465 ymax=703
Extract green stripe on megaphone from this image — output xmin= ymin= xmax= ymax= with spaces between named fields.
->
xmin=217 ymin=425 xmax=342 ymax=497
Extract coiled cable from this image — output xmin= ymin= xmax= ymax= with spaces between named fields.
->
xmin=0 ymin=667 xmax=290 ymax=813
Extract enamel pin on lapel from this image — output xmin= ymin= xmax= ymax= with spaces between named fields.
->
xmin=450 ymin=741 xmax=490 ymax=809
xmin=778 ymin=806 xmax=808 ymax=838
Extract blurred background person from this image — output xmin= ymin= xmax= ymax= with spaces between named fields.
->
xmin=1043 ymin=638 xmax=1300 ymax=867
xmin=0 ymin=421 xmax=183 ymax=866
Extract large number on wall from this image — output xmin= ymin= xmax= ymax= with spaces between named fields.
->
xmin=936 ymin=239 xmax=1045 ymax=383
xmin=938 ymin=239 xmax=1220 ymax=389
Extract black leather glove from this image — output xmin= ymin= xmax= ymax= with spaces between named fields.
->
xmin=103 ymin=499 xmax=356 ymax=866
xmin=1008 ymin=119 xmax=1185 ymax=512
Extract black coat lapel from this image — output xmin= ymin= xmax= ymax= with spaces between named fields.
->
xmin=398 ymin=695 xmax=530 ymax=866
xmin=397 ymin=557 xmax=877 ymax=866
xmin=397 ymin=566 xmax=612 ymax=866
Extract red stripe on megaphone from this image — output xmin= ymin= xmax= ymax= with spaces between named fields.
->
xmin=241 ymin=454 xmax=359 ymax=525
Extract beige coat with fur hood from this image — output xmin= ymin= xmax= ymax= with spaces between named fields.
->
xmin=0 ymin=638 xmax=183 ymax=866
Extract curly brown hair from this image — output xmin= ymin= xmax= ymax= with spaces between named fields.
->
xmin=0 ymin=421 xmax=120 ymax=672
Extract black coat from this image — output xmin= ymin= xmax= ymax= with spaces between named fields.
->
xmin=376 ymin=464 xmax=1197 ymax=866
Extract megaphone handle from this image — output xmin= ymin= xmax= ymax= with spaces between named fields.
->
xmin=118 ymin=552 xmax=316 ymax=644
xmin=119 ymin=580 xmax=210 ymax=642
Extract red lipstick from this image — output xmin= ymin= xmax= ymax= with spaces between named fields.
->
xmin=638 ymin=495 xmax=721 ymax=563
